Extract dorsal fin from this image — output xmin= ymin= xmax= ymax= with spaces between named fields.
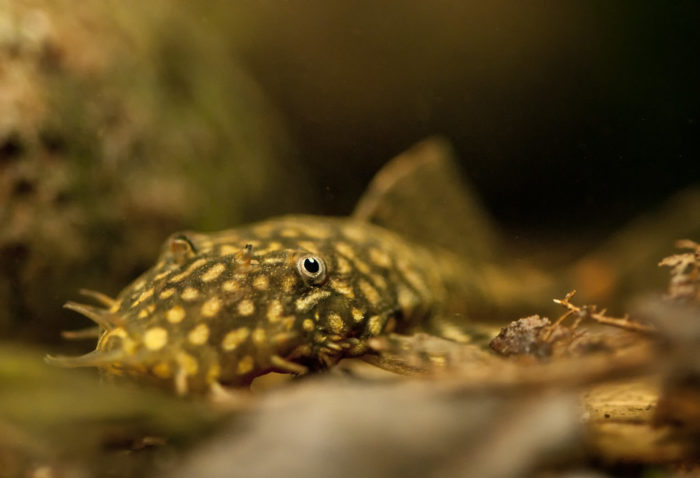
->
xmin=353 ymin=137 xmax=498 ymax=261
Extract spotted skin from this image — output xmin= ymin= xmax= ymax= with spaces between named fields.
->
xmin=50 ymin=215 xmax=466 ymax=395
xmin=47 ymin=138 xmax=521 ymax=395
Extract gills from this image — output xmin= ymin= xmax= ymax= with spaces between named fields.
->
xmin=48 ymin=138 xmax=547 ymax=395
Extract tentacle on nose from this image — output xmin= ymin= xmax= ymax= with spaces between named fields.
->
xmin=44 ymin=349 xmax=125 ymax=368
xmin=60 ymin=326 xmax=101 ymax=340
xmin=78 ymin=288 xmax=117 ymax=308
xmin=63 ymin=301 xmax=119 ymax=330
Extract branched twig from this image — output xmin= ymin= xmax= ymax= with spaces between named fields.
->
xmin=551 ymin=290 xmax=657 ymax=335
xmin=659 ymin=239 xmax=700 ymax=301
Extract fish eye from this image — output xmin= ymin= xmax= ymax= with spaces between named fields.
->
xmin=297 ymin=255 xmax=327 ymax=284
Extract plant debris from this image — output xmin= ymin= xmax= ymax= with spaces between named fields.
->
xmin=489 ymin=315 xmax=570 ymax=358
xmin=659 ymin=239 xmax=700 ymax=301
xmin=551 ymin=290 xmax=657 ymax=335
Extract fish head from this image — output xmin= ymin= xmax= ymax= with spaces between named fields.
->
xmin=51 ymin=217 xmax=406 ymax=394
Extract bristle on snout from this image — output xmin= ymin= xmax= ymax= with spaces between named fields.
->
xmin=78 ymin=289 xmax=117 ymax=308
xmin=44 ymin=349 xmax=124 ymax=368
xmin=61 ymin=326 xmax=101 ymax=340
xmin=63 ymin=301 xmax=118 ymax=330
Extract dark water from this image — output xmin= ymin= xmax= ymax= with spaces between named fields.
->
xmin=237 ymin=1 xmax=700 ymax=234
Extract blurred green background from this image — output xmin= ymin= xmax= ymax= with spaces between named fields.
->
xmin=0 ymin=1 xmax=698 ymax=342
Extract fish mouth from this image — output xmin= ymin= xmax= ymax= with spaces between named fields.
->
xmin=45 ymin=289 xmax=127 ymax=368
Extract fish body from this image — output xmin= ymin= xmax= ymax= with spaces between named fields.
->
xmin=49 ymin=139 xmax=530 ymax=395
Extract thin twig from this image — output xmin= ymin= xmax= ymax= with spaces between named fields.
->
xmin=552 ymin=290 xmax=657 ymax=335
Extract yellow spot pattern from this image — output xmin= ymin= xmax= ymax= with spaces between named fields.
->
xmin=252 ymin=328 xmax=266 ymax=346
xmin=132 ymin=279 xmax=146 ymax=291
xmin=201 ymin=263 xmax=226 ymax=282
xmin=222 ymin=280 xmax=239 ymax=293
xmin=153 ymin=270 xmax=171 ymax=282
xmin=188 ymin=323 xmax=210 ymax=345
xmin=351 ymin=307 xmax=365 ymax=322
xmin=358 ymin=279 xmax=381 ymax=307
xmin=298 ymin=241 xmax=321 ymax=254
xmin=267 ymin=300 xmax=283 ymax=323
xmin=334 ymin=242 xmax=355 ymax=259
xmin=280 ymin=229 xmax=300 ymax=238
xmin=159 ymin=288 xmax=175 ymax=299
xmin=168 ymin=258 xmax=208 ymax=283
xmin=237 ymin=355 xmax=254 ymax=374
xmin=152 ymin=361 xmax=172 ymax=379
xmin=368 ymin=315 xmax=383 ymax=336
xmin=335 ymin=256 xmax=352 ymax=274
xmin=177 ymin=352 xmax=199 ymax=375
xmin=221 ymin=328 xmax=250 ymax=351
xmin=253 ymin=275 xmax=269 ymax=290
xmin=207 ymin=363 xmax=221 ymax=383
xmin=369 ymin=248 xmax=392 ymax=268
xmin=397 ymin=286 xmax=417 ymax=312
xmin=281 ymin=275 xmax=297 ymax=293
xmin=256 ymin=242 xmax=283 ymax=256
xmin=371 ymin=274 xmax=387 ymax=290
xmin=353 ymin=259 xmax=371 ymax=275
xmin=302 ymin=225 xmax=331 ymax=239
xmin=263 ymin=256 xmax=285 ymax=265
xmin=132 ymin=288 xmax=154 ymax=307
xmin=166 ymin=305 xmax=186 ymax=324
xmin=238 ymin=299 xmax=255 ymax=316
xmin=219 ymin=244 xmax=238 ymax=255
xmin=328 ymin=312 xmax=345 ymax=334
xmin=181 ymin=287 xmax=200 ymax=301
xmin=201 ymin=297 xmax=222 ymax=317
xmin=330 ymin=279 xmax=354 ymax=298
xmin=295 ymin=290 xmax=331 ymax=312
xmin=144 ymin=327 xmax=168 ymax=351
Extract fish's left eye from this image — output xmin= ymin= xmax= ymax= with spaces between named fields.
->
xmin=297 ymin=255 xmax=327 ymax=285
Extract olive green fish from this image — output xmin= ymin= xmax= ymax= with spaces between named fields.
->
xmin=48 ymin=139 xmax=545 ymax=395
